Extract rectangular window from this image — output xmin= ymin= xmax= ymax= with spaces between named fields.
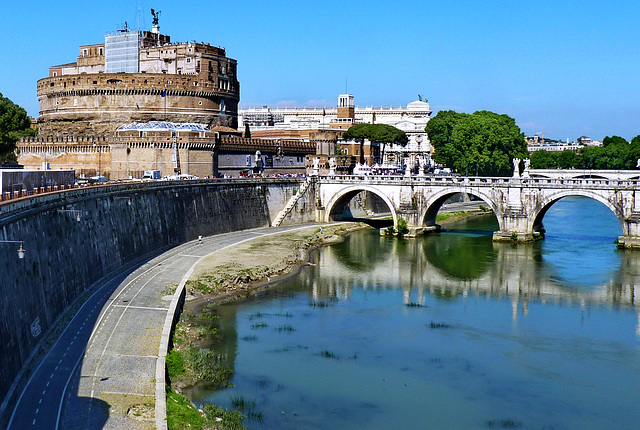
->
xmin=83 ymin=49 xmax=88 ymax=57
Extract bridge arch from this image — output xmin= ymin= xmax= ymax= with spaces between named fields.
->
xmin=323 ymin=185 xmax=398 ymax=225
xmin=421 ymin=187 xmax=502 ymax=230
xmin=531 ymin=190 xmax=626 ymax=235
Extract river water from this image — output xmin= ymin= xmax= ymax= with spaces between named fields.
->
xmin=189 ymin=196 xmax=640 ymax=429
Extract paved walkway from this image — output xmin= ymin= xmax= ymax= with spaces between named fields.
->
xmin=9 ymin=225 xmax=321 ymax=430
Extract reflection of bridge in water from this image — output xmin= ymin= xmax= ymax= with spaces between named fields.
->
xmin=306 ymin=232 xmax=640 ymax=330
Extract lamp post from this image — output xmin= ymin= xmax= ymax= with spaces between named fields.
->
xmin=0 ymin=240 xmax=25 ymax=259
xmin=93 ymin=143 xmax=102 ymax=177
xmin=58 ymin=209 xmax=82 ymax=222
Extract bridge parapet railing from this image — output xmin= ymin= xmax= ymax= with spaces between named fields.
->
xmin=318 ymin=175 xmax=640 ymax=189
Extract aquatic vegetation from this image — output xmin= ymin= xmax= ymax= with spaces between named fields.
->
xmin=185 ymin=348 xmax=232 ymax=386
xmin=201 ymin=402 xmax=246 ymax=430
xmin=230 ymin=395 xmax=256 ymax=411
xmin=276 ymin=325 xmax=295 ymax=332
xmin=275 ymin=312 xmax=294 ymax=318
xmin=240 ymin=335 xmax=258 ymax=341
xmin=249 ymin=312 xmax=268 ymax=320
xmin=268 ymin=347 xmax=291 ymax=353
xmin=315 ymin=350 xmax=339 ymax=359
xmin=246 ymin=410 xmax=264 ymax=423
xmin=308 ymin=300 xmax=333 ymax=308
xmin=405 ymin=302 xmax=426 ymax=308
xmin=429 ymin=321 xmax=450 ymax=329
xmin=251 ymin=322 xmax=268 ymax=329
xmin=485 ymin=418 xmax=523 ymax=428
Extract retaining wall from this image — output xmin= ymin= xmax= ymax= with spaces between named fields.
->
xmin=0 ymin=178 xmax=313 ymax=408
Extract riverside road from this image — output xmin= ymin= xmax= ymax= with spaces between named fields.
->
xmin=8 ymin=224 xmax=327 ymax=430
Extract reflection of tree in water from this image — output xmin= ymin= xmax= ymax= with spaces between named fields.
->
xmin=422 ymin=232 xmax=497 ymax=280
xmin=330 ymin=230 xmax=392 ymax=271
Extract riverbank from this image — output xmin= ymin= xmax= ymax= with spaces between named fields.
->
xmin=183 ymin=222 xmax=370 ymax=310
xmin=176 ymin=210 xmax=491 ymax=344
xmin=166 ymin=212 xmax=489 ymax=429
xmin=182 ymin=210 xmax=489 ymax=311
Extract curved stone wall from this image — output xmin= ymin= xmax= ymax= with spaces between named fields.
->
xmin=37 ymin=73 xmax=239 ymax=135
xmin=0 ymin=178 xmax=313 ymax=410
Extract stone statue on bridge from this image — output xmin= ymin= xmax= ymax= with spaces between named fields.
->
xmin=512 ymin=158 xmax=521 ymax=178
xmin=522 ymin=159 xmax=531 ymax=179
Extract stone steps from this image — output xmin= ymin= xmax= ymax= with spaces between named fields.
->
xmin=272 ymin=178 xmax=312 ymax=227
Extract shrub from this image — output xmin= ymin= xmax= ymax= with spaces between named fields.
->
xmin=396 ymin=218 xmax=409 ymax=236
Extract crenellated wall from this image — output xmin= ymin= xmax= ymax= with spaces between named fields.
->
xmin=0 ymin=178 xmax=315 ymax=408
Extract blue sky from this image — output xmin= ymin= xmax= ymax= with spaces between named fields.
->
xmin=1 ymin=0 xmax=639 ymax=141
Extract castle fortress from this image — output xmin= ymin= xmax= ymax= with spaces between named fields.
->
xmin=37 ymin=23 xmax=239 ymax=136
xmin=19 ymin=20 xmax=315 ymax=179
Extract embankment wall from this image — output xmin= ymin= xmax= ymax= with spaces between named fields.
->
xmin=0 ymin=178 xmax=313 ymax=408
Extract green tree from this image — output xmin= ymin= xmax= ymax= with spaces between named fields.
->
xmin=425 ymin=110 xmax=527 ymax=176
xmin=602 ymin=135 xmax=628 ymax=147
xmin=530 ymin=150 xmax=559 ymax=169
xmin=557 ymin=149 xmax=578 ymax=169
xmin=343 ymin=123 xmax=408 ymax=165
xmin=0 ymin=93 xmax=35 ymax=163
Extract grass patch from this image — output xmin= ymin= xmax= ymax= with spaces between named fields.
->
xmin=166 ymin=350 xmax=185 ymax=378
xmin=188 ymin=263 xmax=269 ymax=295
xmin=201 ymin=403 xmax=246 ymax=430
xmin=166 ymin=390 xmax=207 ymax=430
xmin=161 ymin=283 xmax=178 ymax=296
xmin=436 ymin=210 xmax=469 ymax=222
xmin=184 ymin=348 xmax=233 ymax=387
xmin=166 ymin=391 xmax=249 ymax=430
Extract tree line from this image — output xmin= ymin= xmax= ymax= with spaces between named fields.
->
xmin=425 ymin=109 xmax=640 ymax=175
xmin=530 ymin=135 xmax=640 ymax=170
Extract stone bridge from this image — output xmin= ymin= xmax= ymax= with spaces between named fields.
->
xmin=314 ymin=173 xmax=640 ymax=248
